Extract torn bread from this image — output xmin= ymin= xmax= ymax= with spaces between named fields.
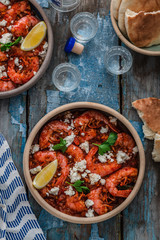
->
xmin=118 ymin=0 xmax=160 ymax=36
xmin=152 ymin=132 xmax=160 ymax=162
xmin=112 ymin=0 xmax=122 ymax=20
xmin=132 ymin=98 xmax=160 ymax=140
xmin=125 ymin=9 xmax=160 ymax=47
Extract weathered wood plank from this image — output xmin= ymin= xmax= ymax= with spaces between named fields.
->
xmin=28 ymin=1 xmax=122 ymax=239
xmin=122 ymin=52 xmax=160 ymax=239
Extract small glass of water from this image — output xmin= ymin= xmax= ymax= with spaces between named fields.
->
xmin=104 ymin=46 xmax=133 ymax=75
xmin=70 ymin=12 xmax=98 ymax=43
xmin=52 ymin=63 xmax=81 ymax=92
xmin=48 ymin=0 xmax=80 ymax=12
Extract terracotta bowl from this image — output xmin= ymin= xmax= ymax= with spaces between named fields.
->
xmin=0 ymin=0 xmax=53 ymax=99
xmin=110 ymin=0 xmax=160 ymax=56
xmin=23 ymin=102 xmax=145 ymax=224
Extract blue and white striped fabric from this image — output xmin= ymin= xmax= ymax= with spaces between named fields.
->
xmin=0 ymin=134 xmax=46 ymax=240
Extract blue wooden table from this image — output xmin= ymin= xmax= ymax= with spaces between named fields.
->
xmin=0 ymin=0 xmax=160 ymax=239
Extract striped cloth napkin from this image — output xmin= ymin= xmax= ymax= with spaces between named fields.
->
xmin=0 ymin=134 xmax=46 ymax=240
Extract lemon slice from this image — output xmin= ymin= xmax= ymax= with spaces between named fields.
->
xmin=21 ymin=21 xmax=47 ymax=51
xmin=33 ymin=160 xmax=58 ymax=189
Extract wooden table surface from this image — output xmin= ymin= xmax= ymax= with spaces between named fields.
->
xmin=0 ymin=0 xmax=160 ymax=239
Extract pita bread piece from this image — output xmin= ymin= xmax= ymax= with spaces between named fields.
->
xmin=112 ymin=0 xmax=122 ymax=20
xmin=118 ymin=0 xmax=160 ymax=36
xmin=132 ymin=98 xmax=160 ymax=140
xmin=152 ymin=132 xmax=160 ymax=162
xmin=125 ymin=9 xmax=160 ymax=47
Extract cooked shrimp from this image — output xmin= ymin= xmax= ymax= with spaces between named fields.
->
xmin=33 ymin=150 xmax=57 ymax=164
xmin=66 ymin=144 xmax=84 ymax=161
xmin=74 ymin=128 xmax=97 ymax=145
xmin=87 ymin=187 xmax=108 ymax=215
xmin=0 ymin=51 xmax=8 ymax=62
xmin=66 ymin=192 xmax=87 ymax=213
xmin=74 ymin=110 xmax=109 ymax=128
xmin=7 ymin=56 xmax=39 ymax=84
xmin=86 ymin=146 xmax=121 ymax=177
xmin=105 ymin=167 xmax=138 ymax=198
xmin=5 ymin=1 xmax=30 ymax=24
xmin=39 ymin=121 xmax=72 ymax=149
xmin=54 ymin=152 xmax=70 ymax=187
xmin=11 ymin=15 xmax=39 ymax=37
xmin=115 ymin=133 xmax=135 ymax=153
xmin=0 ymin=80 xmax=15 ymax=92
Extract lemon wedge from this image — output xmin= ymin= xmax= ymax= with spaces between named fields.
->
xmin=21 ymin=21 xmax=47 ymax=51
xmin=33 ymin=160 xmax=58 ymax=189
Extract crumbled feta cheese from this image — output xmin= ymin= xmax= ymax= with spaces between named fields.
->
xmin=132 ymin=146 xmax=138 ymax=154
xmin=8 ymin=5 xmax=11 ymax=9
xmin=109 ymin=117 xmax=117 ymax=125
xmin=98 ymin=152 xmax=114 ymax=163
xmin=70 ymin=120 xmax=74 ymax=128
xmin=64 ymin=118 xmax=70 ymax=123
xmin=0 ymin=65 xmax=7 ymax=79
xmin=89 ymin=173 xmax=101 ymax=185
xmin=46 ymin=192 xmax=49 ymax=197
xmin=75 ymin=160 xmax=87 ymax=172
xmin=100 ymin=179 xmax=106 ymax=185
xmin=69 ymin=168 xmax=81 ymax=183
xmin=33 ymin=71 xmax=37 ymax=75
xmin=116 ymin=151 xmax=130 ymax=164
xmin=0 ymin=33 xmax=12 ymax=44
xmin=79 ymin=141 xmax=89 ymax=154
xmin=85 ymin=169 xmax=91 ymax=173
xmin=19 ymin=65 xmax=23 ymax=71
xmin=85 ymin=199 xmax=94 ymax=208
xmin=86 ymin=209 xmax=94 ymax=218
xmin=11 ymin=20 xmax=14 ymax=24
xmin=1 ymin=0 xmax=10 ymax=6
xmin=64 ymin=132 xmax=75 ymax=147
xmin=79 ymin=121 xmax=83 ymax=125
xmin=81 ymin=132 xmax=85 ymax=136
xmin=64 ymin=186 xmax=75 ymax=196
xmin=57 ymin=173 xmax=61 ymax=176
xmin=14 ymin=57 xmax=19 ymax=66
xmin=30 ymin=165 xmax=41 ymax=175
xmin=0 ymin=20 xmax=7 ymax=26
xmin=65 ymin=111 xmax=72 ymax=119
xmin=68 ymin=155 xmax=72 ymax=159
xmin=49 ymin=144 xmax=55 ymax=151
xmin=49 ymin=187 xmax=59 ymax=195
xmin=43 ymin=42 xmax=48 ymax=49
xmin=100 ymin=126 xmax=108 ymax=133
xmin=7 ymin=25 xmax=12 ymax=31
xmin=82 ymin=172 xmax=87 ymax=178
xmin=31 ymin=144 xmax=40 ymax=154
xmin=38 ymin=42 xmax=48 ymax=57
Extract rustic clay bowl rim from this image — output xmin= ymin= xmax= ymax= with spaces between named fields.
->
xmin=23 ymin=102 xmax=145 ymax=224
xmin=0 ymin=0 xmax=53 ymax=99
xmin=110 ymin=0 xmax=160 ymax=56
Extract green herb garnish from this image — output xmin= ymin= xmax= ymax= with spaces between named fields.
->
xmin=93 ymin=132 xmax=117 ymax=155
xmin=1 ymin=36 xmax=22 ymax=52
xmin=53 ymin=138 xmax=67 ymax=153
xmin=66 ymin=180 xmax=90 ymax=194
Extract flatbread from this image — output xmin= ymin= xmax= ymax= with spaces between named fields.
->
xmin=152 ymin=132 xmax=160 ymax=162
xmin=112 ymin=0 xmax=122 ymax=20
xmin=132 ymin=98 xmax=160 ymax=135
xmin=118 ymin=0 xmax=160 ymax=36
xmin=125 ymin=9 xmax=160 ymax=47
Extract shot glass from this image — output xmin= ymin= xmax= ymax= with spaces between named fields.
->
xmin=70 ymin=12 xmax=98 ymax=43
xmin=48 ymin=0 xmax=80 ymax=12
xmin=104 ymin=46 xmax=133 ymax=75
xmin=52 ymin=63 xmax=81 ymax=92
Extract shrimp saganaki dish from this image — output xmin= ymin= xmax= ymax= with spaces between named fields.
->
xmin=0 ymin=0 xmax=48 ymax=92
xmin=29 ymin=110 xmax=139 ymax=218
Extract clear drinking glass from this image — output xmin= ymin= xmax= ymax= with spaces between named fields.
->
xmin=48 ymin=0 xmax=80 ymax=12
xmin=70 ymin=12 xmax=98 ymax=43
xmin=104 ymin=46 xmax=133 ymax=75
xmin=52 ymin=63 xmax=81 ymax=92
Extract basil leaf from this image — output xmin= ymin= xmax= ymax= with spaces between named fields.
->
xmin=73 ymin=180 xmax=84 ymax=187
xmin=106 ymin=132 xmax=117 ymax=146
xmin=53 ymin=138 xmax=67 ymax=153
xmin=74 ymin=187 xmax=83 ymax=193
xmin=81 ymin=186 xmax=90 ymax=194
